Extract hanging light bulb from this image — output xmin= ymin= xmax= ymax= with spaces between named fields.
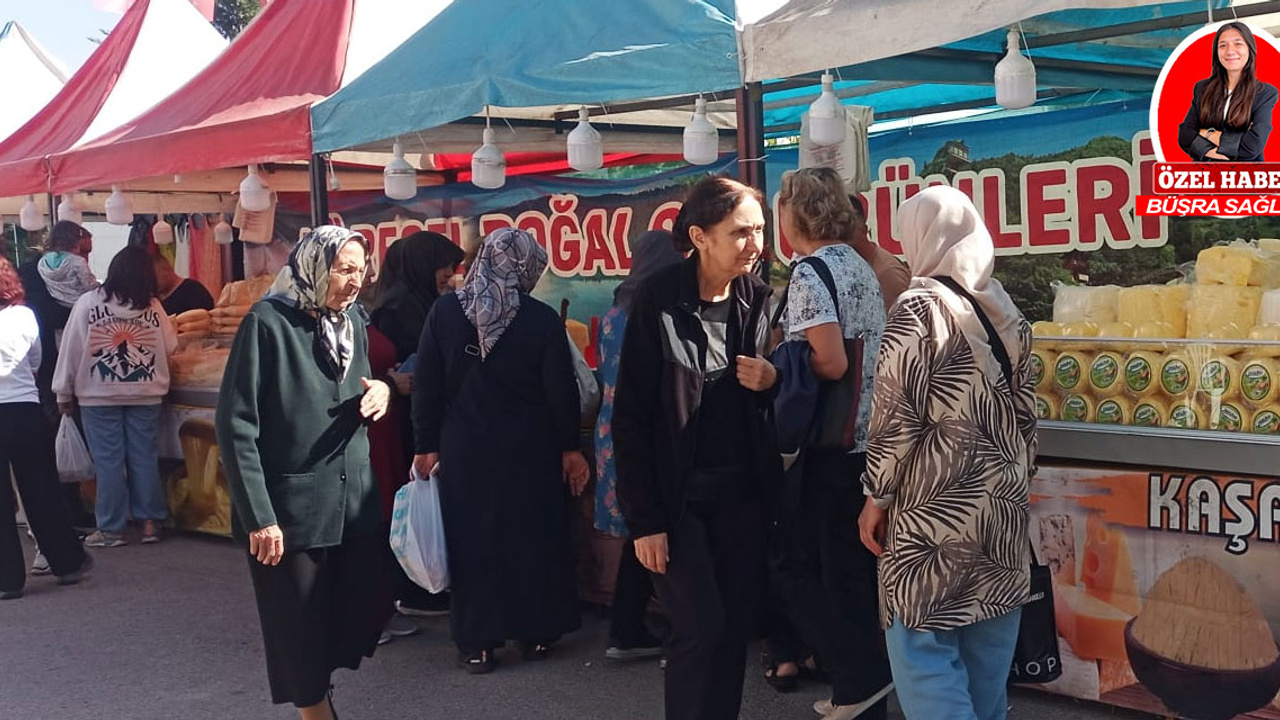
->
xmin=471 ymin=109 xmax=506 ymax=190
xmin=683 ymin=96 xmax=719 ymax=166
xmin=19 ymin=196 xmax=45 ymax=232
xmin=105 ymin=185 xmax=134 ymax=225
xmin=567 ymin=107 xmax=603 ymax=172
xmin=153 ymin=214 xmax=174 ymax=246
xmin=995 ymin=28 xmax=1036 ymax=109
xmin=807 ymin=72 xmax=846 ymax=147
xmin=56 ymin=194 xmax=82 ymax=225
xmin=328 ymin=173 xmax=341 ymax=192
xmin=214 ymin=214 xmax=234 ymax=245
xmin=238 ymin=164 xmax=272 ymax=212
xmin=383 ymin=140 xmax=418 ymax=200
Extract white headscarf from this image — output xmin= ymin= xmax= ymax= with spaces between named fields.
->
xmin=896 ymin=186 xmax=1025 ymax=375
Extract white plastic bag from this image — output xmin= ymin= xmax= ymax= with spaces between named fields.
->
xmin=54 ymin=415 xmax=94 ymax=484
xmin=389 ymin=466 xmax=449 ymax=593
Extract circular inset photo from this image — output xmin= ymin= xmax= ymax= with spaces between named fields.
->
xmin=1151 ymin=21 xmax=1280 ymax=163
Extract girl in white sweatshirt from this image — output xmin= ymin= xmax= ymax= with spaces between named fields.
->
xmin=53 ymin=246 xmax=177 ymax=547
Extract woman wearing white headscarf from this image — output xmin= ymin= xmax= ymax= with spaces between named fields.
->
xmin=217 ymin=226 xmax=394 ymax=720
xmin=412 ymin=227 xmax=589 ymax=674
xmin=857 ymin=186 xmax=1037 ymax=720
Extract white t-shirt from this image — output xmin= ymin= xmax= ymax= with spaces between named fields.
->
xmin=0 ymin=305 xmax=41 ymax=405
xmin=783 ymin=243 xmax=886 ymax=451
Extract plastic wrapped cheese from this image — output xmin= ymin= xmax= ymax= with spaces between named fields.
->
xmin=1124 ymin=351 xmax=1162 ymax=398
xmin=1187 ymin=285 xmax=1263 ymax=338
xmin=1160 ymin=353 xmax=1197 ymax=399
xmin=1035 ymin=394 xmax=1058 ymax=421
xmin=1250 ymin=408 xmax=1280 ymax=434
xmin=1032 ymin=321 xmax=1065 ymax=350
xmin=1198 ymin=356 xmax=1242 ymax=401
xmin=1030 ymin=350 xmax=1055 ymax=393
xmin=1204 ymin=399 xmax=1246 ymax=432
xmin=1246 ymin=324 xmax=1280 ymax=357
xmin=1089 ymin=351 xmax=1125 ymax=397
xmin=1053 ymin=351 xmax=1089 ymax=393
xmin=1168 ymin=401 xmax=1202 ymax=429
xmin=1060 ymin=394 xmax=1095 ymax=423
xmin=1196 ymin=243 xmax=1274 ymax=286
xmin=1061 ymin=322 xmax=1101 ymax=340
xmin=1241 ymin=357 xmax=1280 ymax=407
xmin=1053 ymin=285 xmax=1119 ymax=324
xmin=1132 ymin=397 xmax=1169 ymax=427
xmin=1118 ymin=285 xmax=1188 ymax=338
xmin=1094 ymin=397 xmax=1131 ymax=425
xmin=1205 ymin=323 xmax=1247 ymax=355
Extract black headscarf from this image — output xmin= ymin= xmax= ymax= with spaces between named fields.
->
xmin=613 ymin=230 xmax=683 ymax=314
xmin=372 ymin=231 xmax=465 ymax=359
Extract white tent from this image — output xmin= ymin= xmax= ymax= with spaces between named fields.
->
xmin=0 ymin=22 xmax=67 ymax=141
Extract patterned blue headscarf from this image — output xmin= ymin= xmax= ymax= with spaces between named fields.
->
xmin=455 ymin=228 xmax=548 ymax=359
xmin=266 ymin=226 xmax=367 ymax=379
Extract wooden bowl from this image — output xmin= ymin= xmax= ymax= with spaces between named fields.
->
xmin=1124 ymin=618 xmax=1280 ymax=720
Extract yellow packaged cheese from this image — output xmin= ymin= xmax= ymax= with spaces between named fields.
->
xmin=1053 ymin=351 xmax=1089 ymax=393
xmin=1203 ymin=399 xmax=1246 ymax=432
xmin=1094 ymin=397 xmax=1131 ymax=425
xmin=1246 ymin=324 xmax=1280 ymax=357
xmin=1250 ymin=408 xmax=1280 ymax=434
xmin=1196 ymin=244 xmax=1273 ymax=286
xmin=1118 ymin=285 xmax=1188 ymax=338
xmin=1132 ymin=397 xmax=1169 ymax=427
xmin=1187 ymin=285 xmax=1262 ymax=338
xmin=1159 ymin=353 xmax=1197 ymax=399
xmin=1124 ymin=351 xmax=1161 ymax=397
xmin=1060 ymin=394 xmax=1095 ymax=423
xmin=1035 ymin=394 xmax=1057 ymax=421
xmin=1168 ymin=400 xmax=1202 ymax=429
xmin=1241 ymin=357 xmax=1280 ymax=407
xmin=1030 ymin=350 xmax=1054 ymax=393
xmin=1197 ymin=355 xmax=1242 ymax=401
xmin=1089 ymin=351 xmax=1125 ymax=397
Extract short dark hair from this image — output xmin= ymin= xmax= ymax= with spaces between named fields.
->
xmin=847 ymin=194 xmax=867 ymax=224
xmin=102 ymin=246 xmax=158 ymax=311
xmin=0 ymin=257 xmax=25 ymax=307
xmin=673 ymin=175 xmax=763 ymax=251
xmin=47 ymin=221 xmax=90 ymax=253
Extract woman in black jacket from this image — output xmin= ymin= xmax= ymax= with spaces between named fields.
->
xmin=1179 ymin=21 xmax=1278 ymax=161
xmin=613 ymin=176 xmax=781 ymax=720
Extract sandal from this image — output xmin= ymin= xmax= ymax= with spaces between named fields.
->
xmin=520 ymin=641 xmax=553 ymax=661
xmin=764 ymin=662 xmax=799 ymax=693
xmin=459 ymin=649 xmax=497 ymax=675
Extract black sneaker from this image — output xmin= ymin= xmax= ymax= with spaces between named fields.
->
xmin=397 ymin=592 xmax=450 ymax=617
xmin=0 ymin=589 xmax=22 ymax=600
xmin=606 ymin=637 xmax=664 ymax=660
xmin=57 ymin=552 xmax=95 ymax=586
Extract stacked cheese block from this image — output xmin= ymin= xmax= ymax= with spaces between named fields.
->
xmin=211 ymin=275 xmax=274 ymax=336
xmin=1031 ymin=240 xmax=1280 ymax=434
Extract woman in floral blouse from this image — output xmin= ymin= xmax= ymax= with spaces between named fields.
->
xmin=858 ymin=186 xmax=1037 ymax=720
xmin=594 ymin=230 xmax=683 ymax=659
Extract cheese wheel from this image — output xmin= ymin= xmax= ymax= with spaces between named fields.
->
xmin=1246 ymin=325 xmax=1280 ymax=358
xmin=1030 ymin=350 xmax=1055 ymax=393
xmin=1206 ymin=323 xmax=1247 ymax=355
xmin=1204 ymin=400 xmax=1246 ymax=432
xmin=1032 ymin=322 xmax=1064 ymax=351
xmin=1197 ymin=356 xmax=1242 ymax=401
xmin=1060 ymin=394 xmax=1095 ymax=423
xmin=1241 ymin=358 xmax=1280 ymax=408
xmin=1124 ymin=351 xmax=1162 ymax=398
xmin=1089 ymin=351 xmax=1125 ymax=397
xmin=1250 ymin=408 xmax=1280 ymax=434
xmin=1159 ymin=353 xmax=1197 ymax=399
xmin=1035 ymin=394 xmax=1058 ymax=421
xmin=1132 ymin=397 xmax=1169 ymax=428
xmin=1096 ymin=323 xmax=1135 ymax=352
xmin=1094 ymin=396 xmax=1132 ymax=425
xmin=1061 ymin=322 xmax=1100 ymax=338
xmin=1053 ymin=351 xmax=1089 ymax=393
xmin=1168 ymin=401 xmax=1202 ymax=430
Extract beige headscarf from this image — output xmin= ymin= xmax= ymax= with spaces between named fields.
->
xmin=896 ymin=186 xmax=1025 ymax=378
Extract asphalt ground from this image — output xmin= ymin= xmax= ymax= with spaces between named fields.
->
xmin=0 ymin=533 xmax=1156 ymax=720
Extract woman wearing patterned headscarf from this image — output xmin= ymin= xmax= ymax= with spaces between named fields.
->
xmin=412 ymin=227 xmax=588 ymax=674
xmin=216 ymin=226 xmax=394 ymax=720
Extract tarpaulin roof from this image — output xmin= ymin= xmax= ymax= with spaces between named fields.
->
xmin=0 ymin=0 xmax=225 ymax=197
xmin=44 ymin=0 xmax=451 ymax=194
xmin=310 ymin=0 xmax=741 ymax=153
xmin=0 ymin=22 xmax=67 ymax=142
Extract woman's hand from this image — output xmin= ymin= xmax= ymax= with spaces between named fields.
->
xmin=858 ymin=502 xmax=887 ymax=557
xmin=386 ymin=370 xmax=413 ymax=396
xmin=1200 ymin=128 xmax=1223 ymax=146
xmin=413 ymin=453 xmax=439 ymax=480
xmin=57 ymin=400 xmax=76 ymax=416
xmin=359 ymin=377 xmax=391 ymax=421
xmin=634 ymin=532 xmax=669 ymax=574
xmin=1206 ymin=149 xmax=1230 ymax=160
xmin=562 ymin=451 xmax=590 ymax=496
xmin=248 ymin=524 xmax=285 ymax=565
xmin=736 ymin=355 xmax=778 ymax=391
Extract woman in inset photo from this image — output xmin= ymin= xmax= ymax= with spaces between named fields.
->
xmin=1179 ymin=21 xmax=1279 ymax=162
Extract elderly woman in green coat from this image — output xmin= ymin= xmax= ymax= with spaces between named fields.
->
xmin=216 ymin=226 xmax=393 ymax=720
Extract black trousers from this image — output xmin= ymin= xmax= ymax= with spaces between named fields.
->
xmin=653 ymin=500 xmax=765 ymax=720
xmin=610 ymin=537 xmax=658 ymax=646
xmin=772 ymin=452 xmax=891 ymax=708
xmin=0 ymin=402 xmax=87 ymax=592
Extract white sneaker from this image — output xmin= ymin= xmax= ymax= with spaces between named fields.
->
xmin=377 ymin=630 xmax=393 ymax=646
xmin=31 ymin=552 xmax=51 ymax=576
xmin=821 ymin=683 xmax=894 ymax=720
xmin=814 ymin=698 xmax=834 ymax=716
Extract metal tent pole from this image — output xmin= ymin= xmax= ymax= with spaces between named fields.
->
xmin=308 ymin=153 xmax=330 ymax=227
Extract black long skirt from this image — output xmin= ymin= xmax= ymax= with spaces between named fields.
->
xmin=245 ymin=533 xmax=394 ymax=707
